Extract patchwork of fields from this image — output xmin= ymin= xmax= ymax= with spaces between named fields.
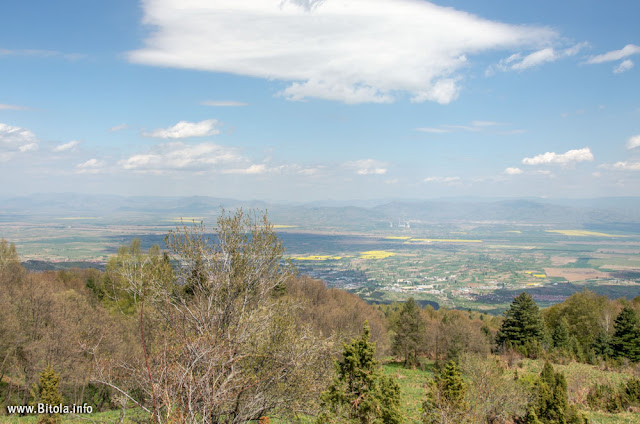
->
xmin=1 ymin=215 xmax=640 ymax=312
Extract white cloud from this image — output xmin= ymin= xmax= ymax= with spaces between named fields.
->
xmin=522 ymin=147 xmax=594 ymax=165
xmin=53 ymin=140 xmax=81 ymax=152
xmin=222 ymin=164 xmax=271 ymax=175
xmin=424 ymin=176 xmax=461 ymax=184
xmin=418 ymin=120 xmax=509 ymax=134
xmin=494 ymin=43 xmax=587 ymax=72
xmin=504 ymin=167 xmax=523 ymax=175
xmin=76 ymin=158 xmax=105 ymax=174
xmin=586 ymin=44 xmax=640 ymax=64
xmin=627 ymin=135 xmax=640 ymax=150
xmin=143 ymin=119 xmax=220 ymax=139
xmin=344 ymin=159 xmax=387 ymax=175
xmin=118 ymin=142 xmax=243 ymax=173
xmin=614 ymin=59 xmax=634 ymax=74
xmin=608 ymin=161 xmax=640 ymax=171
xmin=109 ymin=123 xmax=129 ymax=132
xmin=202 ymin=100 xmax=248 ymax=107
xmin=0 ymin=123 xmax=38 ymax=161
xmin=0 ymin=104 xmax=28 ymax=111
xmin=129 ymin=0 xmax=556 ymax=104
xmin=416 ymin=127 xmax=451 ymax=134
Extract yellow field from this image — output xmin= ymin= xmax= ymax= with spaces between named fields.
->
xmin=409 ymin=238 xmax=482 ymax=243
xmin=273 ymin=225 xmax=298 ymax=229
xmin=505 ymin=230 xmax=522 ymax=234
xmin=290 ymin=255 xmax=343 ymax=261
xmin=384 ymin=236 xmax=412 ymax=240
xmin=359 ymin=250 xmax=396 ymax=259
xmin=532 ymin=274 xmax=546 ymax=278
xmin=546 ymin=230 xmax=627 ymax=237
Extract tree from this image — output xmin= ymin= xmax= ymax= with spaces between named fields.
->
xmin=422 ymin=360 xmax=468 ymax=424
xmin=105 ymin=210 xmax=333 ymax=423
xmin=610 ymin=305 xmax=640 ymax=361
xmin=496 ymin=293 xmax=544 ymax=355
xmin=459 ymin=353 xmax=528 ymax=423
xmin=528 ymin=362 xmax=586 ymax=424
xmin=318 ymin=321 xmax=402 ymax=424
xmin=30 ymin=365 xmax=63 ymax=424
xmin=392 ymin=298 xmax=425 ymax=368
xmin=551 ymin=317 xmax=570 ymax=351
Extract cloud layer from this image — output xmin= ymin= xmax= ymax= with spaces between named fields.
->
xmin=522 ymin=147 xmax=594 ymax=165
xmin=129 ymin=0 xmax=555 ymax=104
xmin=143 ymin=119 xmax=220 ymax=139
xmin=118 ymin=142 xmax=243 ymax=173
xmin=0 ymin=123 xmax=38 ymax=161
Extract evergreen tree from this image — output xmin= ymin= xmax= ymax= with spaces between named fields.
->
xmin=318 ymin=321 xmax=402 ymax=424
xmin=610 ymin=305 xmax=640 ymax=362
xmin=528 ymin=362 xmax=587 ymax=424
xmin=30 ymin=365 xmax=63 ymax=424
xmin=552 ymin=317 xmax=570 ymax=350
xmin=592 ymin=330 xmax=614 ymax=358
xmin=496 ymin=293 xmax=545 ymax=354
xmin=392 ymin=298 xmax=425 ymax=368
xmin=422 ymin=361 xmax=468 ymax=424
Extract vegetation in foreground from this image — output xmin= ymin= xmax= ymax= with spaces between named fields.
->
xmin=1 ymin=210 xmax=640 ymax=423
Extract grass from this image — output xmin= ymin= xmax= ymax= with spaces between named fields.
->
xmin=2 ymin=408 xmax=149 ymax=423
xmin=382 ymin=361 xmax=433 ymax=423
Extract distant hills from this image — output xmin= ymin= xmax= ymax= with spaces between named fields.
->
xmin=2 ymin=193 xmax=640 ymax=229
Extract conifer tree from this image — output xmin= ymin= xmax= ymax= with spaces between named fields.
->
xmin=318 ymin=321 xmax=402 ymax=424
xmin=30 ymin=365 xmax=63 ymax=424
xmin=528 ymin=362 xmax=587 ymax=424
xmin=496 ymin=293 xmax=544 ymax=354
xmin=422 ymin=360 xmax=468 ymax=424
xmin=610 ymin=305 xmax=640 ymax=362
xmin=392 ymin=297 xmax=425 ymax=368
xmin=552 ymin=317 xmax=570 ymax=351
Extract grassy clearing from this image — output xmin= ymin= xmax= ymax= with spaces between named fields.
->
xmin=382 ymin=361 xmax=433 ymax=423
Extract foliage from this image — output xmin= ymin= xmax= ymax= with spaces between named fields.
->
xmin=29 ymin=365 xmax=63 ymax=424
xmin=317 ymin=321 xmax=402 ymax=424
xmin=106 ymin=210 xmax=334 ymax=423
xmin=496 ymin=293 xmax=545 ymax=356
xmin=459 ymin=353 xmax=529 ymax=423
xmin=610 ymin=306 xmax=640 ymax=362
xmin=528 ymin=362 xmax=587 ymax=424
xmin=391 ymin=298 xmax=425 ymax=368
xmin=422 ymin=360 xmax=468 ymax=424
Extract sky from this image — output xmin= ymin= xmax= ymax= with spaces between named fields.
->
xmin=0 ymin=0 xmax=639 ymax=202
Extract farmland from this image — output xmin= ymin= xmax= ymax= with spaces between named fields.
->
xmin=2 ymin=209 xmax=639 ymax=313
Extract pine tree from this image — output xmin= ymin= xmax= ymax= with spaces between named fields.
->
xmin=496 ymin=293 xmax=544 ymax=353
xmin=30 ymin=365 xmax=63 ymax=424
xmin=552 ymin=317 xmax=570 ymax=350
xmin=422 ymin=361 xmax=468 ymax=424
xmin=529 ymin=362 xmax=587 ymax=424
xmin=610 ymin=306 xmax=640 ymax=362
xmin=392 ymin=298 xmax=425 ymax=368
xmin=318 ymin=321 xmax=402 ymax=424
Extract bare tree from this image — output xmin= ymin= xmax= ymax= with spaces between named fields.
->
xmin=107 ymin=210 xmax=332 ymax=423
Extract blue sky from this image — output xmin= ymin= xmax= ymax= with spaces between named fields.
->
xmin=1 ymin=0 xmax=638 ymax=201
